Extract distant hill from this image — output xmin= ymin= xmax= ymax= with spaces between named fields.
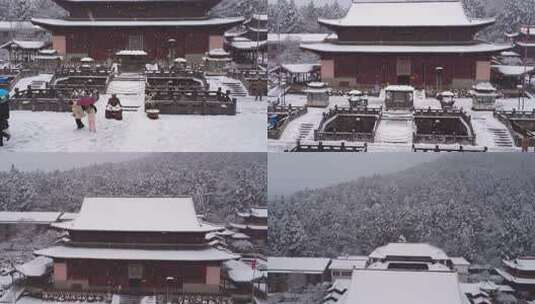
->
xmin=0 ymin=153 xmax=267 ymax=223
xmin=269 ymin=154 xmax=535 ymax=266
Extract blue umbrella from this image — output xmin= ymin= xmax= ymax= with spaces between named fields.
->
xmin=0 ymin=89 xmax=9 ymax=103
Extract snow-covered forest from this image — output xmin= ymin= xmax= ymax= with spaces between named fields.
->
xmin=269 ymin=154 xmax=535 ymax=267
xmin=0 ymin=153 xmax=267 ymax=222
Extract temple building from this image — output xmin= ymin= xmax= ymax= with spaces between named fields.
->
xmin=31 ymin=0 xmax=244 ymax=62
xmin=229 ymin=207 xmax=267 ymax=247
xmin=497 ymin=257 xmax=535 ymax=298
xmin=301 ymin=0 xmax=511 ymax=91
xmin=321 ymin=242 xmax=495 ymax=304
xmin=226 ymin=14 xmax=268 ymax=66
xmin=506 ymin=26 xmax=535 ymax=62
xmin=34 ymin=197 xmax=239 ymax=293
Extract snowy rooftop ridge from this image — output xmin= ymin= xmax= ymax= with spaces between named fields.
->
xmin=268 ymin=257 xmax=331 ymax=273
xmin=52 ymin=197 xmax=221 ymax=233
xmin=346 ymin=269 xmax=465 ymax=304
xmin=31 ymin=17 xmax=245 ymax=28
xmin=319 ymin=0 xmax=495 ymax=28
xmin=369 ymin=242 xmax=449 ymax=260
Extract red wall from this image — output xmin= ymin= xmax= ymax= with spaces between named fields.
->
xmin=60 ymin=27 xmax=218 ymax=60
xmin=69 ymin=231 xmax=207 ymax=244
xmin=65 ymin=259 xmax=216 ymax=289
xmin=327 ymin=53 xmax=489 ymax=87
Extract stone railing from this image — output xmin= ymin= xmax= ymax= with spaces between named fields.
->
xmin=314 ymin=105 xmax=383 ymax=142
xmin=10 ymin=88 xmax=77 ymax=112
xmin=412 ymin=144 xmax=488 ymax=152
xmin=146 ymin=90 xmax=237 ymax=115
xmin=413 ymin=108 xmax=476 ymax=145
xmin=289 ymin=140 xmax=368 ymax=152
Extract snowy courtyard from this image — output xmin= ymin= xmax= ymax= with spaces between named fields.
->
xmin=268 ymin=91 xmax=535 ymax=152
xmin=3 ymin=75 xmax=267 ymax=152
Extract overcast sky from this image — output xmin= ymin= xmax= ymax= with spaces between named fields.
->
xmin=0 ymin=153 xmax=147 ymax=172
xmin=268 ymin=153 xmax=441 ymax=198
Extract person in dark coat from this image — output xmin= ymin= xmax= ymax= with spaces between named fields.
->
xmin=0 ymin=90 xmax=11 ymax=146
xmin=108 ymin=94 xmax=121 ymax=107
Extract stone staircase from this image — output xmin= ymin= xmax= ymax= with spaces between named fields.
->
xmin=296 ymin=123 xmax=314 ymax=141
xmin=119 ymin=294 xmax=144 ymax=304
xmin=113 ymin=73 xmax=146 ymax=82
xmin=30 ymin=80 xmax=47 ymax=90
xmin=488 ymin=128 xmax=514 ymax=148
xmin=375 ymin=118 xmax=414 ymax=144
xmin=222 ymin=81 xmax=248 ymax=97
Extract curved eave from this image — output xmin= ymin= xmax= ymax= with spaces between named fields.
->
xmin=35 ymin=245 xmax=239 ymax=262
xmin=50 ymin=221 xmax=223 ymax=233
xmin=31 ymin=17 xmax=245 ymax=29
xmin=318 ymin=17 xmax=496 ymax=30
xmin=300 ymin=42 xmax=512 ymax=55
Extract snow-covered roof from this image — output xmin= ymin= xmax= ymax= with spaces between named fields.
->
xmin=319 ymin=0 xmax=495 ymax=28
xmin=0 ymin=40 xmax=48 ymax=50
xmin=330 ymin=257 xmax=368 ymax=271
xmin=281 ymin=63 xmax=320 ymax=74
xmin=252 ymin=14 xmax=268 ymax=21
xmin=308 ymin=81 xmax=327 ymax=88
xmin=15 ymin=256 xmax=53 ymax=277
xmin=516 ymin=41 xmax=535 ymax=47
xmin=503 ymin=258 xmax=535 ymax=271
xmin=32 ymin=17 xmax=244 ymax=28
xmin=450 ymin=257 xmax=470 ymax=266
xmin=116 ymin=50 xmax=147 ymax=56
xmin=496 ymin=268 xmax=535 ymax=285
xmin=268 ymin=33 xmax=336 ymax=44
xmin=208 ymin=48 xmax=230 ymax=57
xmin=268 ymin=257 xmax=331 ymax=274
xmin=231 ymin=232 xmax=250 ymax=239
xmin=520 ymin=26 xmax=535 ymax=36
xmin=251 ymin=207 xmax=267 ymax=218
xmin=0 ymin=211 xmax=64 ymax=224
xmin=237 ymin=207 xmax=267 ymax=219
xmin=229 ymin=223 xmax=268 ymax=231
xmin=472 ymin=82 xmax=497 ymax=92
xmin=493 ymin=65 xmax=535 ymax=77
xmin=231 ymin=39 xmax=267 ymax=51
xmin=301 ymin=42 xmax=512 ymax=54
xmin=224 ymin=259 xmax=265 ymax=283
xmin=51 ymin=197 xmax=220 ymax=233
xmin=369 ymin=243 xmax=449 ymax=260
xmin=500 ymin=51 xmax=520 ymax=57
xmin=38 ymin=49 xmax=58 ymax=55
xmin=385 ymin=85 xmax=415 ymax=92
xmin=35 ymin=245 xmax=238 ymax=261
xmin=0 ymin=21 xmax=42 ymax=31
xmin=345 ymin=269 xmax=465 ymax=304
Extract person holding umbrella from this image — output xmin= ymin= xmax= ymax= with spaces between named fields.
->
xmin=0 ymin=89 xmax=11 ymax=146
xmin=79 ymin=90 xmax=97 ymax=133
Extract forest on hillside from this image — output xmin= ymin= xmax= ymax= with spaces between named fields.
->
xmin=269 ymin=154 xmax=535 ymax=267
xmin=0 ymin=153 xmax=267 ymax=223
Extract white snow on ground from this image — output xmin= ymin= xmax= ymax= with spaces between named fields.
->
xmin=4 ymin=75 xmax=266 ymax=152
xmin=269 ymin=92 xmax=535 ymax=152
